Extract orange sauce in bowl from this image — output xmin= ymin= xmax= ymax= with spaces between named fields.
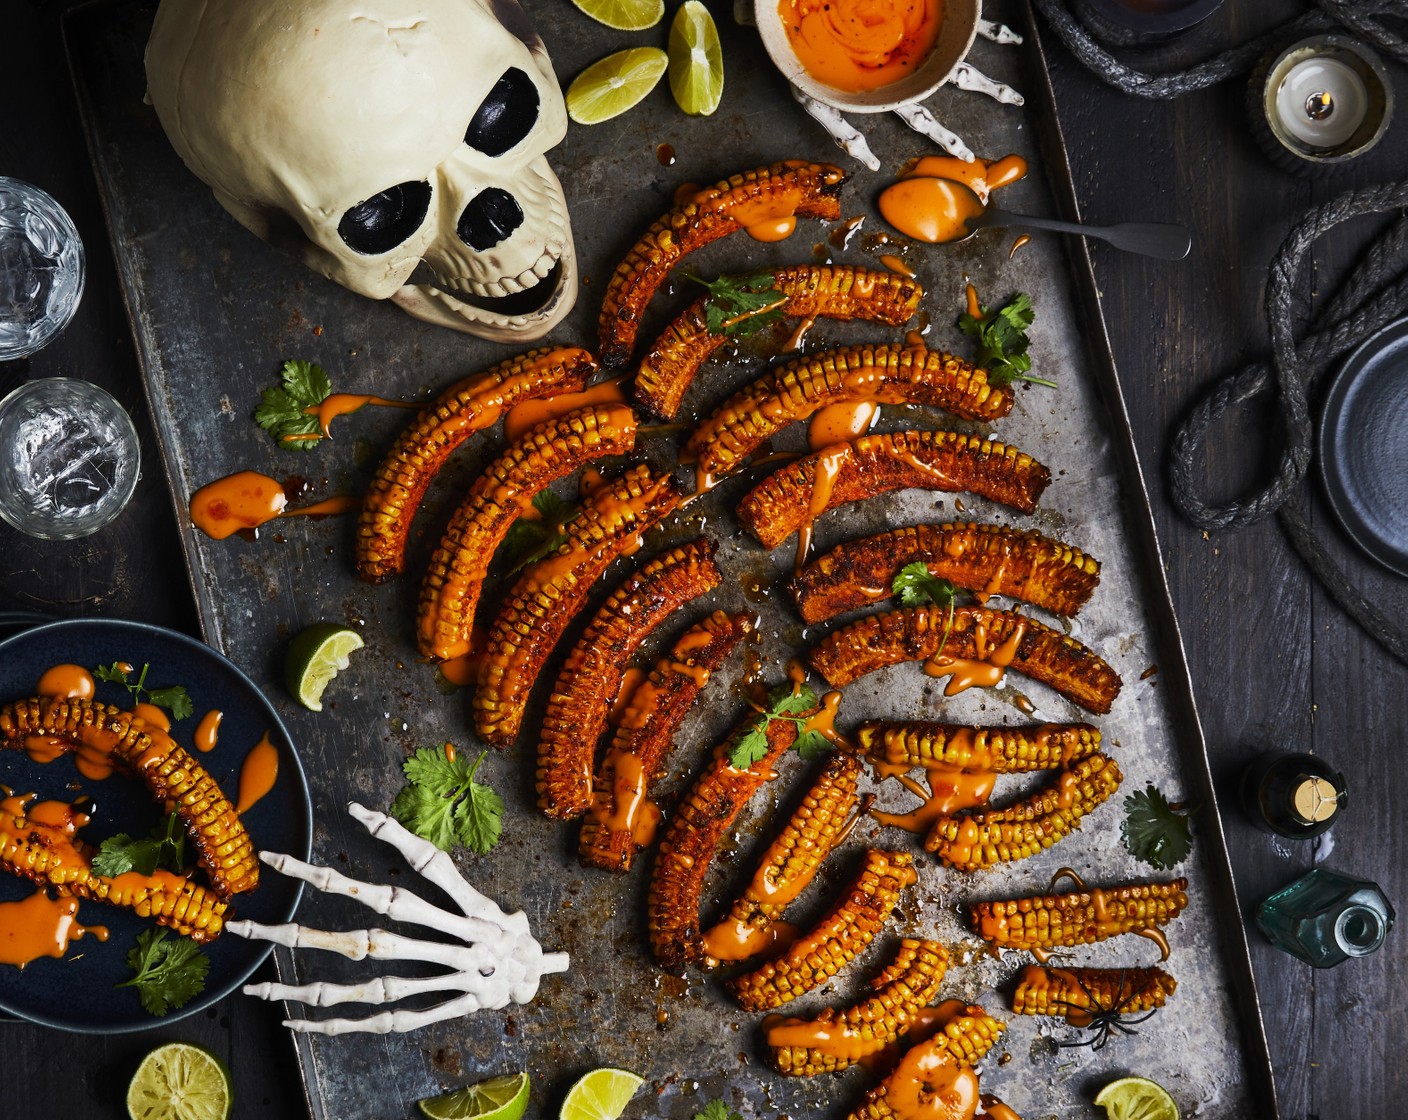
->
xmin=781 ymin=0 xmax=944 ymax=93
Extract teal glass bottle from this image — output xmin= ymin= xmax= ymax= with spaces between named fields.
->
xmin=1255 ymin=868 xmax=1394 ymax=968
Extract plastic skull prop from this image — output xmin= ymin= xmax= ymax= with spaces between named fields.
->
xmin=144 ymin=0 xmax=576 ymax=342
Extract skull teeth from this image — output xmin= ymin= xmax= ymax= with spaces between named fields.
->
xmin=447 ymin=243 xmax=563 ymax=299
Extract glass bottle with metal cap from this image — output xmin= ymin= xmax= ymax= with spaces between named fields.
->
xmin=1239 ymin=752 xmax=1347 ymax=839
xmin=1255 ymin=867 xmax=1394 ymax=968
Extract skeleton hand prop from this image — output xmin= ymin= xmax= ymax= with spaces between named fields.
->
xmin=227 ymin=802 xmax=569 ymax=1035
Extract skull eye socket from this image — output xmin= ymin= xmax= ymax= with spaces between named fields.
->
xmin=464 ymin=68 xmax=540 ymax=158
xmin=337 ymin=181 xmax=431 ymax=255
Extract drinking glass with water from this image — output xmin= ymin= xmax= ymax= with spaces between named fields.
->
xmin=0 ymin=177 xmax=84 ymax=360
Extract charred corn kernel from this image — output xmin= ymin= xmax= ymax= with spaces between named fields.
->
xmin=355 ymin=347 xmax=596 ymax=583
xmin=537 ymin=538 xmax=721 ymax=819
xmin=704 ymin=752 xmax=861 ymax=969
xmin=926 ymin=753 xmax=1123 ymax=871
xmin=417 ymin=403 xmax=638 ymax=661
xmin=971 ymin=876 xmax=1190 ymax=952
xmin=0 ymin=697 xmax=256 ymax=897
xmin=1011 ymin=964 xmax=1177 ymax=1023
xmin=635 ymin=265 xmax=922 ymax=420
xmin=767 ymin=938 xmax=949 ymax=1076
xmin=472 ymin=465 xmax=682 ymax=745
xmin=856 ymin=722 xmax=1101 ymax=773
xmin=687 ymin=344 xmax=1010 ymax=480
xmin=599 ymin=160 xmax=846 ymax=367
xmin=740 ymin=431 xmax=1051 ymax=552
xmin=808 ymin=605 xmax=1123 ymax=716
xmin=793 ymin=521 xmax=1101 ymax=625
xmin=728 ymin=849 xmax=917 ymax=1012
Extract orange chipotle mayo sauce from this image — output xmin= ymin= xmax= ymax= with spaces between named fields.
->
xmin=236 ymin=731 xmax=280 ymax=813
xmin=781 ymin=0 xmax=945 ymax=93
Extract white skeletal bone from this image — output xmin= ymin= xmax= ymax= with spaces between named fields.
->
xmin=978 ymin=19 xmax=1024 ymax=45
xmin=792 ymin=87 xmax=881 ymax=172
xmin=892 ymin=104 xmax=976 ymax=161
xmin=953 ymin=62 xmax=1026 ymax=106
xmin=227 ymin=802 xmax=568 ymax=1035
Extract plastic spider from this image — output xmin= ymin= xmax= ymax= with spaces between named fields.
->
xmin=1053 ymin=970 xmax=1160 ymax=1051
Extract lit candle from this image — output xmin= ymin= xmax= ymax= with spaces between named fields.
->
xmin=1273 ymin=57 xmax=1369 ymax=149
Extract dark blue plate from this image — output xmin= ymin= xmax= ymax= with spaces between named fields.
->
xmin=0 ymin=618 xmax=311 ymax=1032
xmin=1320 ymin=316 xmax=1408 ymax=578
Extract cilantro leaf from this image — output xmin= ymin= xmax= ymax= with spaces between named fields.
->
xmin=693 ymin=1102 xmax=743 ymax=1120
xmin=727 ymin=725 xmax=771 ymax=770
xmin=93 ymin=813 xmax=188 ymax=878
xmin=254 ymin=358 xmax=333 ymax=451
xmin=891 ymin=562 xmax=956 ymax=609
xmin=95 ymin=662 xmax=129 ymax=685
xmin=500 ymin=489 xmax=577 ymax=574
xmin=391 ymin=745 xmax=504 ymax=854
xmin=115 ymin=928 xmax=210 ymax=1016
xmin=93 ymin=662 xmax=193 ymax=721
xmin=685 ymin=272 xmax=787 ymax=338
xmin=794 ymin=728 xmax=831 ymax=761
xmin=957 ymin=291 xmax=1055 ymax=389
xmin=727 ymin=682 xmax=823 ymax=768
xmin=146 ymin=685 xmax=194 ymax=722
xmin=1121 ymin=785 xmax=1193 ymax=870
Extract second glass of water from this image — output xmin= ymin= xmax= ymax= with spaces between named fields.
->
xmin=0 ymin=178 xmax=85 ymax=361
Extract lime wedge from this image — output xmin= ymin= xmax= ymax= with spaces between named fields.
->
xmin=567 ymin=48 xmax=669 ymax=126
xmin=284 ymin=622 xmax=364 ymax=711
xmin=667 ymin=0 xmax=724 ymax=116
xmin=126 ymin=1042 xmax=233 ymax=1120
xmin=419 ymin=1072 xmax=531 ymax=1120
xmin=559 ymin=1068 xmax=644 ymax=1120
xmin=568 ymin=0 xmax=663 ymax=31
xmin=1094 ymin=1076 xmax=1181 ymax=1120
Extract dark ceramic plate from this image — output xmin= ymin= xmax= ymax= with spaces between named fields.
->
xmin=0 ymin=618 xmax=310 ymax=1032
xmin=1320 ymin=316 xmax=1408 ymax=578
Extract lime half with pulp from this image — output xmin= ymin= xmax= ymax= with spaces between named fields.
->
xmin=559 ymin=1067 xmax=644 ymax=1120
xmin=567 ymin=48 xmax=669 ymax=126
xmin=285 ymin=622 xmax=364 ymax=711
xmin=1094 ymin=1076 xmax=1181 ymax=1120
xmin=568 ymin=0 xmax=663 ymax=30
xmin=667 ymin=0 xmax=723 ymax=116
xmin=418 ymin=1071 xmax=530 ymax=1120
xmin=126 ymin=1042 xmax=232 ymax=1120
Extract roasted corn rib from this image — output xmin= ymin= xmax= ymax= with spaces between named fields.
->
xmin=581 ymin=611 xmax=754 ymax=875
xmin=808 ymin=606 xmax=1123 ymax=715
xmin=703 ymin=752 xmax=861 ymax=969
xmin=856 ymin=722 xmax=1102 ymax=773
xmin=1011 ymin=964 xmax=1177 ymax=1024
xmin=971 ymin=876 xmax=1189 ymax=952
xmin=793 ymin=522 xmax=1100 ymax=624
xmin=686 ymin=345 xmax=1010 ymax=482
xmin=926 ymin=753 xmax=1123 ymax=871
xmin=472 ymin=465 xmax=682 ymax=744
xmin=536 ymin=538 xmax=721 ymax=819
xmin=728 ymin=848 xmax=916 ymax=1012
xmin=635 ymin=265 xmax=922 ymax=420
xmin=765 ymin=938 xmax=949 ymax=1076
xmin=739 ymin=431 xmax=1051 ymax=551
xmin=417 ymin=403 xmax=638 ymax=661
xmin=598 ymin=160 xmax=846 ymax=367
xmin=355 ymin=347 xmax=596 ymax=583
xmin=0 ymin=697 xmax=257 ymax=898
xmin=647 ymin=709 xmax=798 ymax=970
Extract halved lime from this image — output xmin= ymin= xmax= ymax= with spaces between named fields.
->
xmin=1094 ymin=1076 xmax=1181 ymax=1120
xmin=559 ymin=1067 xmax=644 ymax=1120
xmin=567 ymin=48 xmax=669 ymax=126
xmin=284 ymin=622 xmax=364 ymax=711
xmin=419 ymin=1071 xmax=531 ymax=1120
xmin=126 ymin=1042 xmax=232 ymax=1120
xmin=568 ymin=0 xmax=663 ymax=31
xmin=667 ymin=1 xmax=724 ymax=116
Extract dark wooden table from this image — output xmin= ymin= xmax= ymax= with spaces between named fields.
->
xmin=4 ymin=1 xmax=1404 ymax=1116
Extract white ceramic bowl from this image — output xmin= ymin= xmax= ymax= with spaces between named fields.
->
xmin=755 ymin=0 xmax=980 ymax=114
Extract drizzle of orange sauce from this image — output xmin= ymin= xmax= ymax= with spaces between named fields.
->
xmin=37 ymin=664 xmax=94 ymax=700
xmin=906 ymin=154 xmax=1027 ymax=203
xmin=780 ymin=0 xmax=944 ymax=93
xmin=587 ymin=750 xmax=661 ymax=847
xmin=306 ymin=393 xmax=416 ymax=439
xmin=438 ymin=652 xmax=482 ymax=688
xmin=965 ymin=281 xmax=982 ymax=319
xmin=503 ymin=380 xmax=627 ymax=444
xmin=923 ymin=619 xmax=1026 ymax=696
xmin=871 ymin=767 xmax=996 ymax=833
xmin=701 ymin=917 xmax=799 ymax=963
xmin=1008 ymin=235 xmax=1031 ymax=259
xmin=744 ymin=215 xmax=798 ymax=243
xmin=283 ymin=495 xmax=360 ymax=518
xmin=20 ymin=714 xmax=119 ymax=781
xmin=0 ymin=889 xmax=108 ymax=968
xmin=235 ymin=731 xmax=279 ymax=814
xmin=609 ymin=667 xmax=647 ymax=726
xmin=795 ymin=443 xmax=852 ymax=573
xmin=0 ymin=796 xmax=91 ymax=879
xmin=783 ymin=315 xmax=817 ymax=352
xmin=879 ymin=253 xmax=917 ymax=277
xmin=808 ymin=400 xmax=879 ymax=450
xmin=194 ymin=709 xmax=223 ymax=753
xmin=673 ymin=181 xmax=702 ymax=207
xmin=763 ymin=1012 xmax=878 ymax=1062
xmin=189 ymin=471 xmax=287 ymax=539
xmin=884 ymin=1039 xmax=980 ymax=1120
xmin=860 ymin=999 xmax=968 ymax=1077
xmin=131 ymin=702 xmax=171 ymax=733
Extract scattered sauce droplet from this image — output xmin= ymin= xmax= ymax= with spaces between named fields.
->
xmin=0 ymin=889 xmax=108 ymax=969
xmin=236 ymin=732 xmax=280 ymax=813
xmin=829 ymin=214 xmax=865 ymax=250
xmin=189 ymin=472 xmax=288 ymax=539
xmin=879 ymin=253 xmax=916 ymax=277
xmin=1008 ymin=234 xmax=1031 ymax=259
xmin=194 ymin=709 xmax=223 ymax=753
xmin=37 ymin=664 xmax=94 ymax=700
xmin=656 ymin=142 xmax=676 ymax=167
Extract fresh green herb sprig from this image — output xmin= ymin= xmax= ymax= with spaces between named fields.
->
xmin=685 ymin=271 xmax=787 ymax=338
xmin=500 ymin=489 xmax=579 ymax=573
xmin=92 ymin=812 xmax=187 ymax=879
xmin=1121 ymin=785 xmax=1194 ymax=870
xmin=115 ymin=928 xmax=210 ymax=1016
xmin=957 ymin=292 xmax=1056 ymax=389
xmin=254 ymin=358 xmax=333 ymax=450
xmin=390 ymin=745 xmax=505 ymax=854
xmin=892 ymin=562 xmax=960 ymax=652
xmin=693 ymin=1101 xmax=744 ymax=1120
xmin=95 ymin=662 xmax=193 ymax=721
xmin=728 ymin=682 xmax=831 ymax=769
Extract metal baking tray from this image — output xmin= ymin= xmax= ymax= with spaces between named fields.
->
xmin=66 ymin=1 xmax=1276 ymax=1116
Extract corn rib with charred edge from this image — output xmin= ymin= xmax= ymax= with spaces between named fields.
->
xmin=0 ymin=697 xmax=257 ymax=897
xmin=1011 ymin=964 xmax=1177 ymax=1022
xmin=582 ymin=611 xmax=754 ymax=875
xmin=808 ymin=606 xmax=1123 ymax=715
xmin=703 ymin=752 xmax=861 ymax=969
xmin=687 ymin=345 xmax=1011 ymax=481
xmin=472 ymin=465 xmax=683 ymax=744
xmin=417 ymin=403 xmax=638 ymax=662
xmin=926 ymin=753 xmax=1123 ymax=871
xmin=970 ymin=876 xmax=1189 ymax=952
xmin=727 ymin=848 xmax=917 ymax=1012
xmin=647 ymin=710 xmax=798 ymax=969
xmin=766 ymin=938 xmax=949 ymax=1076
xmin=857 ymin=722 xmax=1102 ymax=773
xmin=355 ymin=347 xmax=596 ymax=583
xmin=537 ymin=539 xmax=721 ymax=819
xmin=635 ymin=265 xmax=922 ymax=420
xmin=793 ymin=522 xmax=1100 ymax=624
xmin=739 ymin=432 xmax=1051 ymax=551
xmin=598 ymin=160 xmax=846 ymax=368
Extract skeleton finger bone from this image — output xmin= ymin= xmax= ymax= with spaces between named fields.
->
xmin=978 ymin=19 xmax=1023 ymax=44
xmin=954 ymin=62 xmax=1025 ymax=106
xmin=791 ymin=87 xmax=881 ymax=172
xmin=891 ymin=103 xmax=976 ymax=161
